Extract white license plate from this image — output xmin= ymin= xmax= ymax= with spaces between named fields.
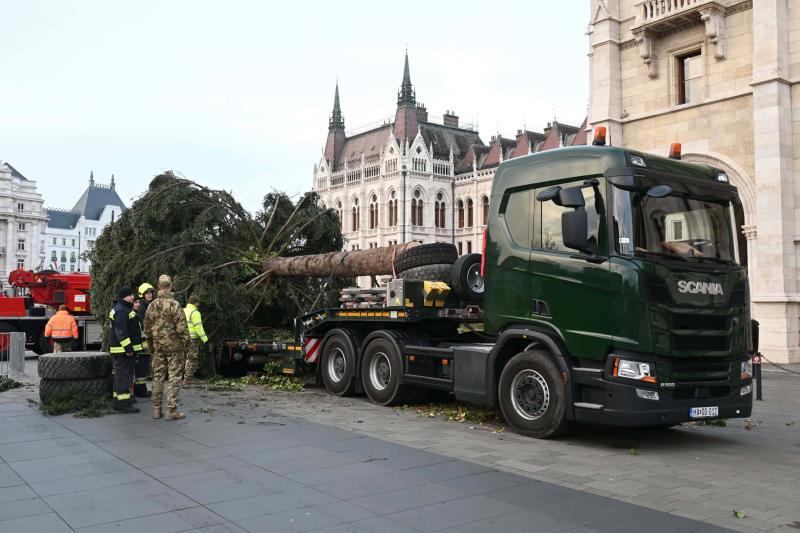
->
xmin=689 ymin=406 xmax=719 ymax=418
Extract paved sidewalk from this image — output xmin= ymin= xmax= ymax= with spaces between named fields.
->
xmin=0 ymin=377 xmax=729 ymax=532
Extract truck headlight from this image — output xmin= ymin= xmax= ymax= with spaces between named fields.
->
xmin=741 ymin=359 xmax=752 ymax=380
xmin=612 ymin=357 xmax=656 ymax=383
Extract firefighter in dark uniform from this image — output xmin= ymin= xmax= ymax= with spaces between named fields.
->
xmin=109 ymin=287 xmax=141 ymax=413
xmin=133 ymin=282 xmax=155 ymax=398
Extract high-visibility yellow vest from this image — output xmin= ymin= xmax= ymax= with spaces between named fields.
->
xmin=184 ymin=303 xmax=208 ymax=343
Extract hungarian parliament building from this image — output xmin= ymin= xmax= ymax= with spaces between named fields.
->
xmin=313 ymin=53 xmax=587 ymax=257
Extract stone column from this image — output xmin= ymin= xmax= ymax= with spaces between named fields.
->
xmin=588 ymin=0 xmax=624 ymax=145
xmin=750 ymin=0 xmax=798 ymax=363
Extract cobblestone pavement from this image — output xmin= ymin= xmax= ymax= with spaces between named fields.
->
xmin=0 ymin=359 xmax=797 ymax=532
xmin=214 ymin=368 xmax=800 ymax=533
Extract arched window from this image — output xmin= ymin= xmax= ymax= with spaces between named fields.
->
xmin=457 ymin=200 xmax=465 ymax=228
xmin=351 ymin=198 xmax=360 ymax=231
xmin=481 ymin=195 xmax=490 ymax=225
xmin=388 ymin=191 xmax=398 ymax=227
xmin=411 ymin=189 xmax=423 ymax=227
xmin=369 ymin=194 xmax=378 ymax=229
xmin=435 ymin=192 xmax=446 ymax=229
xmin=466 ymin=198 xmax=474 ymax=227
xmin=335 ymin=201 xmax=343 ymax=223
xmin=70 ymin=252 xmax=76 ymax=262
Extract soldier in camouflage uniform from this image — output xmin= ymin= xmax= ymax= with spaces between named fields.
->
xmin=143 ymin=274 xmax=190 ymax=420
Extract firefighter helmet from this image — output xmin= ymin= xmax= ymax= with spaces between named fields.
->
xmin=138 ymin=282 xmax=155 ymax=297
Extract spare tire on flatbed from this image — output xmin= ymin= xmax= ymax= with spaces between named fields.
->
xmin=38 ymin=351 xmax=113 ymax=380
xmin=394 ymin=243 xmax=457 ymax=273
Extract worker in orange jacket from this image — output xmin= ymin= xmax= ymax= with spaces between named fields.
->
xmin=44 ymin=305 xmax=79 ymax=352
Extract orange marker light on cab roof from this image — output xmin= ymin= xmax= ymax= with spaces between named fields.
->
xmin=593 ymin=126 xmax=607 ymax=146
xmin=669 ymin=143 xmax=682 ymax=159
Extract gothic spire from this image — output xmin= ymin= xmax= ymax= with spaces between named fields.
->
xmin=328 ymin=81 xmax=345 ymax=132
xmin=397 ymin=50 xmax=416 ymax=106
xmin=89 ymin=170 xmax=94 ymax=186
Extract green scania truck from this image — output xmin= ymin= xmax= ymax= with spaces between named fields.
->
xmin=228 ymin=134 xmax=755 ymax=438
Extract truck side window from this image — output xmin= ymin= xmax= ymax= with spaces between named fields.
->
xmin=502 ymin=190 xmax=532 ymax=248
xmin=536 ymin=180 xmax=604 ymax=253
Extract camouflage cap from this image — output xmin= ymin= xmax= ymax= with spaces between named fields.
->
xmin=158 ymin=274 xmax=172 ymax=289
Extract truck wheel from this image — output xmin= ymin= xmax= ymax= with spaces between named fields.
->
xmin=361 ymin=337 xmax=411 ymax=406
xmin=38 ymin=352 xmax=113 ymax=380
xmin=399 ymin=263 xmax=452 ymax=282
xmin=450 ymin=253 xmax=484 ymax=303
xmin=320 ymin=334 xmax=357 ymax=396
xmin=498 ymin=351 xmax=570 ymax=438
xmin=394 ymin=243 xmax=457 ymax=273
xmin=39 ymin=376 xmax=112 ymax=404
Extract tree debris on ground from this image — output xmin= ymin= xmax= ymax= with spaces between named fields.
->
xmin=397 ymin=402 xmax=504 ymax=427
xmin=0 ymin=376 xmax=23 ymax=393
xmin=90 ymin=172 xmax=347 ymax=375
xmin=36 ymin=393 xmax=114 ymax=418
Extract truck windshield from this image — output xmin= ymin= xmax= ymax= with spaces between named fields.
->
xmin=611 ymin=176 xmax=737 ymax=265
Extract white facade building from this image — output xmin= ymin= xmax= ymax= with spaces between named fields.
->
xmin=0 ymin=161 xmax=48 ymax=280
xmin=43 ymin=172 xmax=126 ymax=273
xmin=313 ymin=54 xmax=586 ymax=271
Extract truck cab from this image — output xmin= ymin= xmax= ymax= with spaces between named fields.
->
xmin=483 ymin=143 xmax=753 ymax=435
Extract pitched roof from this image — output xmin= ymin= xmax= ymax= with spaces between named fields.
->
xmin=72 ymin=183 xmax=127 ymax=220
xmin=2 ymin=162 xmax=28 ymax=181
xmin=334 ymin=124 xmax=393 ymax=171
xmin=46 ymin=209 xmax=81 ymax=230
xmin=569 ymin=117 xmax=589 ymax=146
xmin=419 ymin=123 xmax=483 ymax=160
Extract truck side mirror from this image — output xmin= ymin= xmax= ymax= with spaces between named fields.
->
xmin=556 ymin=187 xmax=586 ymax=208
xmin=562 ymin=210 xmax=594 ymax=253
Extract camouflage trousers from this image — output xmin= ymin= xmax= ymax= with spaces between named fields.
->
xmin=52 ymin=340 xmax=73 ymax=353
xmin=151 ymin=352 xmax=185 ymax=408
xmin=184 ymin=339 xmax=203 ymax=378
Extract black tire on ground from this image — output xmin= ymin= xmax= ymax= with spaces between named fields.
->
xmin=38 ymin=351 xmax=113 ymax=380
xmin=497 ymin=350 xmax=571 ymax=438
xmin=394 ymin=243 xmax=458 ymax=273
xmin=360 ymin=336 xmax=413 ymax=406
xmin=39 ymin=376 xmax=112 ymax=403
xmin=450 ymin=253 xmax=485 ymax=303
xmin=320 ymin=332 xmax=358 ymax=396
xmin=399 ymin=263 xmax=452 ymax=282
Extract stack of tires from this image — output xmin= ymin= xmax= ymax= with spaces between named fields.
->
xmin=395 ymin=243 xmax=485 ymax=303
xmin=38 ymin=352 xmax=113 ymax=403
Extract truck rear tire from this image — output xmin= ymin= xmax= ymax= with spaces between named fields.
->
xmin=38 ymin=351 xmax=113 ymax=380
xmin=399 ymin=263 xmax=452 ymax=282
xmin=450 ymin=253 xmax=484 ymax=303
xmin=320 ymin=332 xmax=357 ymax=396
xmin=361 ymin=336 xmax=412 ymax=406
xmin=39 ymin=376 xmax=112 ymax=404
xmin=394 ymin=243 xmax=457 ymax=273
xmin=498 ymin=350 xmax=570 ymax=438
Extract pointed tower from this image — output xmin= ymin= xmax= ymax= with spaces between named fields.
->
xmin=89 ymin=171 xmax=94 ymax=186
xmin=110 ymin=174 xmax=116 ymax=190
xmin=393 ymin=51 xmax=419 ymax=144
xmin=324 ymin=81 xmax=347 ymax=168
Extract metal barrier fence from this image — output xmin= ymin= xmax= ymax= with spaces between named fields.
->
xmin=0 ymin=332 xmax=27 ymax=376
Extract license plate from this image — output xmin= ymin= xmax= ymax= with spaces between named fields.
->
xmin=689 ymin=406 xmax=719 ymax=418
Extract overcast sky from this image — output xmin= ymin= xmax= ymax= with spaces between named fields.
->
xmin=1 ymin=1 xmax=590 ymax=214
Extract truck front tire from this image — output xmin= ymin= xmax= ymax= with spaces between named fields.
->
xmin=498 ymin=350 xmax=570 ymax=438
xmin=320 ymin=333 xmax=357 ymax=396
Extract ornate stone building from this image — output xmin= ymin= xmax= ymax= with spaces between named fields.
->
xmin=0 ymin=161 xmax=47 ymax=281
xmin=588 ymin=0 xmax=799 ymax=362
xmin=43 ymin=172 xmax=126 ymax=273
xmin=313 ymin=54 xmax=586 ymax=267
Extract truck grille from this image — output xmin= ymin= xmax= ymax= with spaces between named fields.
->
xmin=671 ymin=335 xmax=730 ymax=352
xmin=664 ymin=360 xmax=732 ymax=399
xmin=671 ymin=313 xmax=727 ymax=331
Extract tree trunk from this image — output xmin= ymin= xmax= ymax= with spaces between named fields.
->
xmin=262 ymin=242 xmax=420 ymax=278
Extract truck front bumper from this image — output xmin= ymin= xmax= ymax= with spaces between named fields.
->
xmin=572 ymin=378 xmax=753 ymax=427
